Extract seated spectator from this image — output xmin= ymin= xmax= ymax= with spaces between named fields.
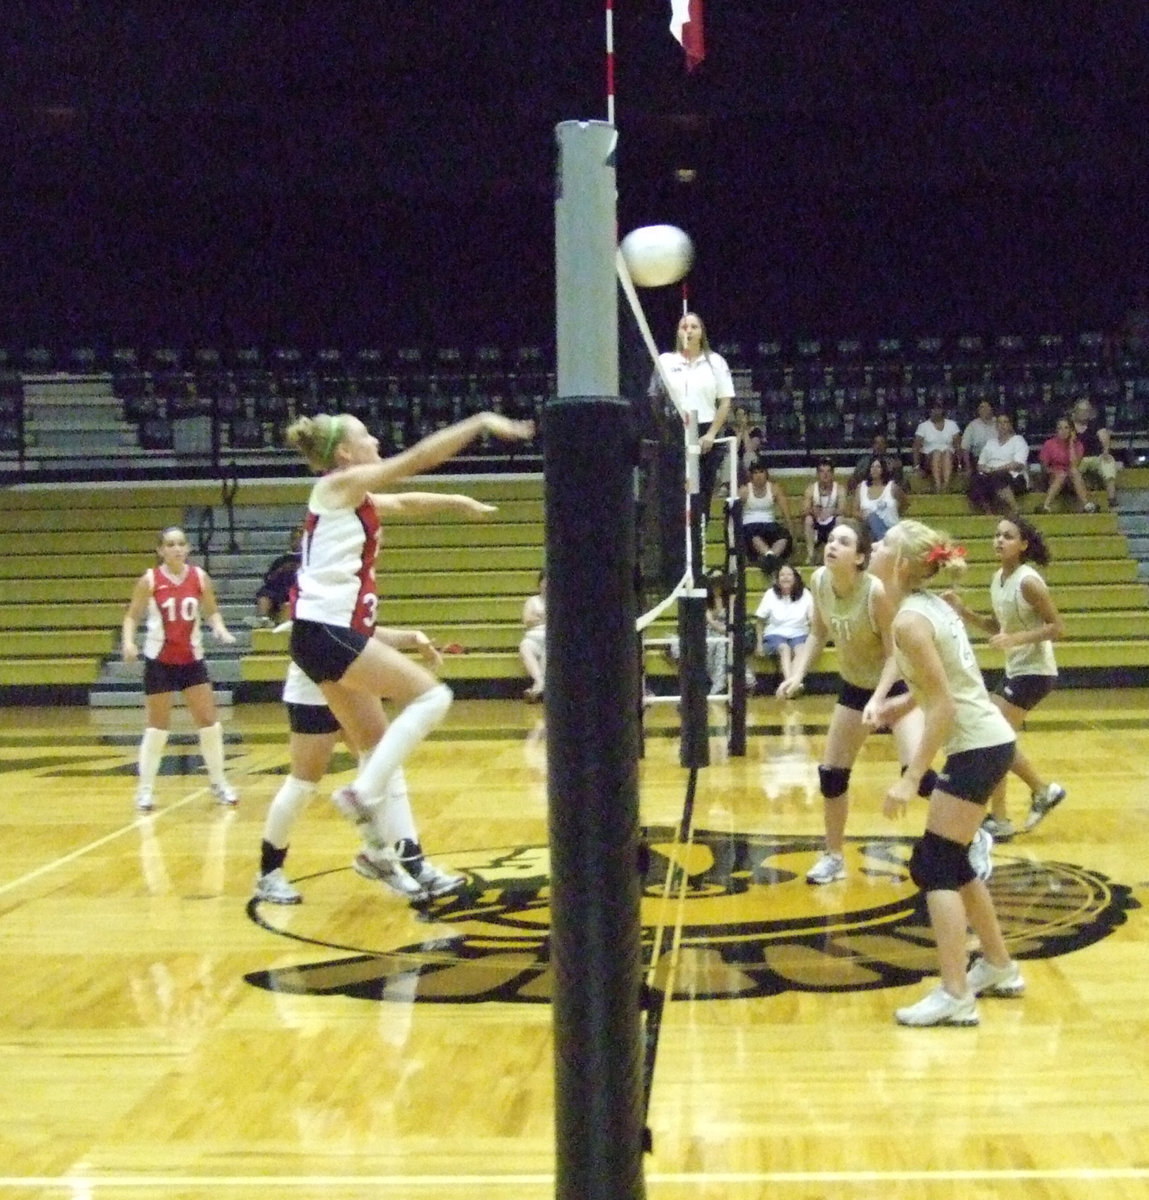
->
xmin=252 ymin=526 xmax=303 ymax=627
xmin=731 ymin=404 xmax=764 ymax=481
xmin=852 ymin=455 xmax=908 ymax=539
xmin=969 ymin=413 xmax=1030 ymax=514
xmin=664 ymin=569 xmax=749 ymax=695
xmin=801 ymin=458 xmax=845 ymax=565
xmin=520 ymin=570 xmax=546 ymax=702
xmin=959 ymin=400 xmax=998 ymax=475
xmin=913 ymin=401 xmax=961 ymax=493
xmin=1039 ymin=417 xmax=1097 ymax=513
xmin=739 ymin=459 xmax=794 ymax=578
xmin=754 ymin=564 xmax=813 ymax=691
xmin=848 ymin=433 xmax=904 ymax=493
xmin=1070 ymin=398 xmax=1120 ymax=508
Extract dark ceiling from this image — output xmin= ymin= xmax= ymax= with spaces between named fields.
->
xmin=2 ymin=1 xmax=1147 ymax=348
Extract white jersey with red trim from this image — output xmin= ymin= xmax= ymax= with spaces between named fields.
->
xmin=143 ymin=566 xmax=206 ymax=665
xmin=292 ymin=492 xmax=381 ymax=634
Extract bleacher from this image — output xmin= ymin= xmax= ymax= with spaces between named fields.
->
xmin=2 ymin=331 xmax=1148 ymax=483
xmin=2 ymin=470 xmax=1148 ymax=702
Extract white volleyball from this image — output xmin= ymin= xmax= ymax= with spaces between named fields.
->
xmin=619 ymin=224 xmax=694 ymax=288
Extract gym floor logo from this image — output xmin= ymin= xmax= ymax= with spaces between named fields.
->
xmin=244 ymin=828 xmax=1139 ymax=1004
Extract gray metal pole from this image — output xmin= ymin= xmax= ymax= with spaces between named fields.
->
xmin=548 ymin=119 xmax=646 ymax=1200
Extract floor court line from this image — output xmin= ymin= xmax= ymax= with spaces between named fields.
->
xmin=3 ymin=1167 xmax=1148 ymax=1188
xmin=0 ymin=757 xmax=278 ymax=900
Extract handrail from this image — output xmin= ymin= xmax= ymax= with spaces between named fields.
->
xmin=221 ymin=461 xmax=240 ymax=552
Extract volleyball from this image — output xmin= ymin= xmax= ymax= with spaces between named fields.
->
xmin=619 ymin=224 xmax=694 ymax=288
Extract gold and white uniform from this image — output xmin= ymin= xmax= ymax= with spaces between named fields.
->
xmin=990 ymin=563 xmax=1057 ymax=679
xmin=895 ymin=590 xmax=1015 ymax=755
xmin=811 ymin=566 xmax=885 ymax=690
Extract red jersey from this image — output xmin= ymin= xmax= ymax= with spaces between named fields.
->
xmin=143 ymin=566 xmax=207 ymax=665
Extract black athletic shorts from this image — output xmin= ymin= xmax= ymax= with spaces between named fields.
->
xmin=838 ymin=677 xmax=909 ymax=713
xmin=286 ymin=701 xmax=340 ymax=736
xmin=290 ymin=618 xmax=369 ymax=684
xmin=998 ymin=673 xmax=1055 ymax=712
xmin=144 ymin=657 xmax=210 ymax=695
xmin=936 ymin=741 xmax=1016 ymax=804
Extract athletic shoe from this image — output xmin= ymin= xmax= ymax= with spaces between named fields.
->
xmin=394 ymin=837 xmax=465 ymax=898
xmin=332 ymin=784 xmax=374 ymax=828
xmin=1083 ymin=501 xmax=1098 ymax=513
xmin=135 ymin=787 xmax=154 ymax=812
xmin=806 ymin=851 xmax=846 ymax=885
xmin=353 ymin=848 xmax=428 ymax=901
xmin=412 ymin=858 xmax=466 ymax=898
xmin=968 ymin=826 xmax=994 ymax=882
xmin=211 ymin=781 xmax=238 ymax=806
xmin=981 ymin=815 xmax=1015 ymax=841
xmin=966 ymin=956 xmax=1025 ymax=997
xmin=1023 ymin=783 xmax=1066 ymax=832
xmin=895 ymin=986 xmax=979 ymax=1027
xmin=253 ymin=868 xmax=302 ymax=905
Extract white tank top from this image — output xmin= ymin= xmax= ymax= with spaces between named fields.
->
xmin=742 ymin=482 xmax=778 ymax=526
xmin=810 ymin=481 xmax=840 ymax=523
xmin=990 ymin=563 xmax=1057 ymax=678
xmin=858 ymin=481 xmax=899 ymax=527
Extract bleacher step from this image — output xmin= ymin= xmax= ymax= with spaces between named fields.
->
xmin=89 ymin=688 xmax=233 ymax=708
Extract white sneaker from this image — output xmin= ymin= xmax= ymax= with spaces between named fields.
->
xmin=966 ymin=956 xmax=1025 ymax=997
xmin=981 ymin=815 xmax=1014 ymax=842
xmin=895 ymin=985 xmax=979 ymax=1027
xmin=806 ymin=851 xmax=846 ymax=884
xmin=1023 ymin=783 xmax=1066 ymax=832
xmin=253 ymin=868 xmax=302 ymax=905
xmin=211 ymin=781 xmax=238 ymax=806
xmin=135 ymin=787 xmax=154 ymax=812
xmin=413 ymin=858 xmax=466 ymax=898
xmin=353 ymin=848 xmax=428 ymax=901
xmin=968 ymin=827 xmax=994 ymax=882
xmin=394 ymin=838 xmax=465 ymax=898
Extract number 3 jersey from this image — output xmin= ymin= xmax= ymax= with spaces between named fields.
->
xmin=143 ymin=566 xmax=207 ymax=665
xmin=292 ymin=494 xmax=381 ymax=635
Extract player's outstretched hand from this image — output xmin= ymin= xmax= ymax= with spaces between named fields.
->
xmin=481 ymin=414 xmax=535 ymax=442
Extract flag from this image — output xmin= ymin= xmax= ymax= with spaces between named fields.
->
xmin=669 ymin=0 xmax=705 ymax=72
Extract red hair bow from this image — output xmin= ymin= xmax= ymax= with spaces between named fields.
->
xmin=925 ymin=543 xmax=966 ymax=565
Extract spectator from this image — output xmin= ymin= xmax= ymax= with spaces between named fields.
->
xmin=913 ymin=401 xmax=961 ymax=493
xmin=848 ymin=433 xmax=904 ymax=493
xmin=739 ymin=459 xmax=794 ymax=578
xmin=801 ymin=458 xmax=845 ymax=565
xmin=1069 ymin=398 xmax=1119 ymax=508
xmin=969 ymin=413 xmax=1029 ymax=514
xmin=853 ymin=455 xmax=908 ymax=539
xmin=755 ymin=564 xmax=814 ymax=690
xmin=729 ymin=404 xmax=764 ymax=489
xmin=520 ymin=570 xmax=546 ymax=702
xmin=1038 ymin=417 xmax=1096 ymax=513
xmin=959 ymin=400 xmax=998 ymax=475
xmin=252 ymin=525 xmax=303 ymax=627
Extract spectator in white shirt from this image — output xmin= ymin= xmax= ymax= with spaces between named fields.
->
xmin=913 ymin=402 xmax=961 ymax=494
xmin=969 ymin=413 xmax=1030 ymax=514
xmin=755 ymin=564 xmax=814 ymax=689
xmin=959 ymin=400 xmax=998 ymax=475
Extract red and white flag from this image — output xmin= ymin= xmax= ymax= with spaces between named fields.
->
xmin=669 ymin=0 xmax=705 ymax=72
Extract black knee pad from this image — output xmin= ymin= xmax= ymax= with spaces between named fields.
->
xmin=818 ymin=764 xmax=851 ymax=800
xmin=901 ymin=765 xmax=939 ymax=798
xmin=908 ymin=830 xmax=976 ymax=892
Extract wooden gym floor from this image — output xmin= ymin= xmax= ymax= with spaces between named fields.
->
xmin=1 ymin=688 xmax=1147 ymax=1199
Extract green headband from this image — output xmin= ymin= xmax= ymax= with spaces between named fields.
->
xmin=321 ymin=416 xmax=344 ymax=465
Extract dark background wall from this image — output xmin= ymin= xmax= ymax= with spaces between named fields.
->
xmin=2 ymin=1 xmax=1146 ymax=352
